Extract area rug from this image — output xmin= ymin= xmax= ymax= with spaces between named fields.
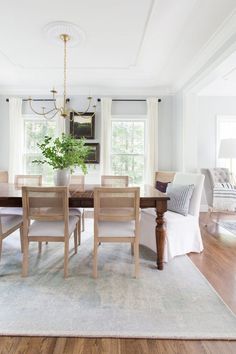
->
xmin=216 ymin=220 xmax=236 ymax=236
xmin=1 ymin=219 xmax=236 ymax=339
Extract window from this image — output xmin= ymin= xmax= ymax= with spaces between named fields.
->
xmin=23 ymin=115 xmax=57 ymax=183
xmin=216 ymin=116 xmax=236 ymax=175
xmin=111 ymin=116 xmax=146 ymax=185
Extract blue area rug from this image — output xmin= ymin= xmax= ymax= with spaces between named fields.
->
xmin=1 ymin=219 xmax=236 ymax=339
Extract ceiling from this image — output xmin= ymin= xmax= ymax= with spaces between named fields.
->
xmin=0 ymin=0 xmax=236 ymax=95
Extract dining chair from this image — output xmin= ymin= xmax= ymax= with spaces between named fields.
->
xmin=69 ymin=175 xmax=85 ymax=234
xmin=22 ymin=186 xmax=80 ymax=278
xmin=0 ymin=213 xmax=23 ymax=261
xmin=14 ymin=175 xmax=43 ymax=188
xmin=0 ymin=171 xmax=8 ymax=183
xmin=0 ymin=174 xmax=43 ymax=248
xmin=93 ymin=187 xmax=140 ymax=278
xmin=101 ymin=175 xmax=129 ymax=187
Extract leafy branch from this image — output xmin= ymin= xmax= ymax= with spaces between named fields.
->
xmin=32 ymin=133 xmax=91 ymax=174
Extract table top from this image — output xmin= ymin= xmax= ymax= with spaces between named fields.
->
xmin=0 ymin=183 xmax=169 ymax=208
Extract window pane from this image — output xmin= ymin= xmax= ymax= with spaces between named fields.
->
xmin=217 ymin=117 xmax=236 ymax=176
xmin=111 ymin=155 xmax=144 ymax=185
xmin=24 ymin=118 xmax=56 ymax=184
xmin=25 ymin=121 xmax=55 ymax=153
xmin=112 ymin=121 xmax=144 ymax=154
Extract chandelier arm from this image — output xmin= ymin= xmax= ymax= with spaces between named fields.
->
xmin=28 ymin=100 xmax=60 ymax=117
xmin=71 ymin=97 xmax=96 ymax=117
xmin=52 ymin=91 xmax=59 ymax=110
xmin=43 ymin=110 xmax=61 ymax=120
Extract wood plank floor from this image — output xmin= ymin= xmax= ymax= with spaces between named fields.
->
xmin=1 ymin=213 xmax=236 ymax=354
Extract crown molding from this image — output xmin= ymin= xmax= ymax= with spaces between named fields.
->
xmin=172 ymin=8 xmax=236 ymax=94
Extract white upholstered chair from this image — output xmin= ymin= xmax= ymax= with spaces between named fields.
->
xmin=140 ymin=172 xmax=205 ymax=262
xmin=201 ymin=168 xmax=236 ymax=226
xmin=93 ymin=187 xmax=140 ymax=278
xmin=22 ymin=186 xmax=80 ymax=278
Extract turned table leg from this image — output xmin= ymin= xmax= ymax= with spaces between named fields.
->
xmin=155 ymin=199 xmax=167 ymax=270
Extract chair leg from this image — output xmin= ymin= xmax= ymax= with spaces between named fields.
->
xmin=82 ymin=210 xmax=85 ymax=232
xmin=205 ymin=209 xmax=212 ymax=227
xmin=74 ymin=228 xmax=78 ymax=254
xmin=134 ymin=240 xmax=139 ymax=278
xmin=38 ymin=242 xmax=42 ymax=253
xmin=78 ymin=218 xmax=81 ymax=246
xmin=20 ymin=225 xmax=24 ymax=253
xmin=131 ymin=244 xmax=134 ymax=256
xmin=22 ymin=239 xmax=29 ymax=277
xmin=64 ymin=239 xmax=69 ymax=278
xmin=0 ymin=238 xmax=2 ymax=260
xmin=93 ymin=240 xmax=98 ymax=278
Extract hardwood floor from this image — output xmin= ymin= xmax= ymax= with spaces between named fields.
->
xmin=1 ymin=213 xmax=236 ymax=354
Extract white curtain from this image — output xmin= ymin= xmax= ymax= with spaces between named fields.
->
xmin=146 ymin=97 xmax=159 ymax=186
xmin=8 ymin=97 xmax=23 ymax=183
xmin=55 ymin=96 xmax=65 ymax=136
xmin=100 ymin=97 xmax=112 ymax=175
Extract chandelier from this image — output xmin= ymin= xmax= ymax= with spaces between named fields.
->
xmin=26 ymin=33 xmax=96 ymax=120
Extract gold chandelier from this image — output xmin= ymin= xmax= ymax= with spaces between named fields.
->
xmin=26 ymin=34 xmax=96 ymax=120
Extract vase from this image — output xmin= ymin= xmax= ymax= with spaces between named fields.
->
xmin=54 ymin=168 xmax=71 ymax=186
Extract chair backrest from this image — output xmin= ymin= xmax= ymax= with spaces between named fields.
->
xmin=15 ymin=175 xmax=42 ymax=188
xmin=155 ymin=171 xmax=175 ymax=183
xmin=70 ymin=175 xmax=85 ymax=185
xmin=173 ymin=173 xmax=205 ymax=217
xmin=0 ymin=171 xmax=8 ymax=183
xmin=200 ymin=168 xmax=231 ymax=208
xmin=22 ymin=186 xmax=68 ymax=222
xmin=94 ymin=187 xmax=140 ymax=223
xmin=101 ymin=175 xmax=129 ymax=187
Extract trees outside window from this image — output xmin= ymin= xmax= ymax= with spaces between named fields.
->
xmin=111 ymin=119 xmax=146 ymax=185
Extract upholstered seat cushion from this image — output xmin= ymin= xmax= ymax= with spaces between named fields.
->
xmin=98 ymin=220 xmax=136 ymax=237
xmin=28 ymin=216 xmax=79 ymax=237
xmin=69 ymin=208 xmax=82 ymax=216
xmin=140 ymin=208 xmax=203 ymax=262
xmin=0 ymin=214 xmax=22 ymax=234
xmin=0 ymin=207 xmax=23 ymax=215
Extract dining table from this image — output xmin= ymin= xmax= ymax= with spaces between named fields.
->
xmin=0 ymin=183 xmax=170 ymax=270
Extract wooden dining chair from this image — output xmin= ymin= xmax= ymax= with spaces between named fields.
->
xmin=101 ymin=175 xmax=129 ymax=187
xmin=0 ymin=171 xmax=8 ymax=183
xmin=22 ymin=186 xmax=80 ymax=278
xmin=0 ymin=213 xmax=23 ymax=261
xmin=14 ymin=175 xmax=43 ymax=188
xmin=70 ymin=175 xmax=85 ymax=234
xmin=93 ymin=187 xmax=140 ymax=278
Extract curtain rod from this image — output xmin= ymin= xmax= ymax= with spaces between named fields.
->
xmin=6 ymin=98 xmax=70 ymax=102
xmin=97 ymin=98 xmax=161 ymax=103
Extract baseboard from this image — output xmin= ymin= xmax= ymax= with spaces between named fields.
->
xmin=200 ymin=204 xmax=208 ymax=212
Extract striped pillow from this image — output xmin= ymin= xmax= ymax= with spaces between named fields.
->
xmin=167 ymin=184 xmax=195 ymax=216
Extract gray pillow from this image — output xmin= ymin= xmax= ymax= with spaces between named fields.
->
xmin=166 ymin=184 xmax=195 ymax=216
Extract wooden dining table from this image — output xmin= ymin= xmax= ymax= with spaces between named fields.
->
xmin=0 ymin=183 xmax=169 ymax=270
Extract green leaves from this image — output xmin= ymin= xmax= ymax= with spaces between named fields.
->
xmin=32 ymin=133 xmax=91 ymax=174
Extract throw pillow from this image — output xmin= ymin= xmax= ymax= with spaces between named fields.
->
xmin=166 ymin=184 xmax=195 ymax=216
xmin=155 ymin=180 xmax=170 ymax=193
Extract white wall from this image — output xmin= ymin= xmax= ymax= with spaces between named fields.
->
xmin=0 ymin=95 xmax=174 ymax=181
xmin=197 ymin=96 xmax=236 ymax=170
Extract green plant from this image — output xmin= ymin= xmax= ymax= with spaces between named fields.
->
xmin=32 ymin=133 xmax=91 ymax=174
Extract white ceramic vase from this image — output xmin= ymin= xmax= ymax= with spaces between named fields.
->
xmin=54 ymin=168 xmax=71 ymax=186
